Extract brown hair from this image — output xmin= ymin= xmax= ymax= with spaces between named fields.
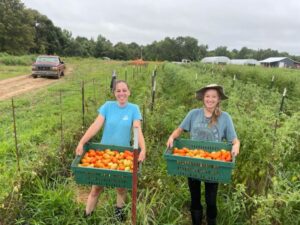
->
xmin=112 ymin=80 xmax=130 ymax=92
xmin=209 ymin=102 xmax=221 ymax=127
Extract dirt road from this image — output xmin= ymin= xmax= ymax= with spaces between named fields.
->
xmin=0 ymin=67 xmax=72 ymax=101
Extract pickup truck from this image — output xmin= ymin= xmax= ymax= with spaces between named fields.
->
xmin=32 ymin=55 xmax=65 ymax=79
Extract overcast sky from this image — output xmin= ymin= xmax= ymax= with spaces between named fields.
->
xmin=22 ymin=0 xmax=300 ymax=56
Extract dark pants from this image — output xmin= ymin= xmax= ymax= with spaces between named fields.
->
xmin=188 ymin=178 xmax=218 ymax=220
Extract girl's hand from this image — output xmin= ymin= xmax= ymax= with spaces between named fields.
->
xmin=138 ymin=150 xmax=146 ymax=162
xmin=231 ymin=144 xmax=239 ymax=157
xmin=231 ymin=138 xmax=240 ymax=157
xmin=166 ymin=136 xmax=174 ymax=148
xmin=75 ymin=143 xmax=84 ymax=156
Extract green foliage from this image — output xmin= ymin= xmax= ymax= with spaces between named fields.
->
xmin=1 ymin=59 xmax=299 ymax=224
xmin=0 ymin=0 xmax=35 ymax=54
xmin=94 ymin=35 xmax=114 ymax=58
xmin=0 ymin=65 xmax=31 ymax=80
xmin=0 ymin=54 xmax=35 ymax=65
xmin=15 ymin=178 xmax=80 ymax=225
xmin=222 ymin=65 xmax=300 ymax=101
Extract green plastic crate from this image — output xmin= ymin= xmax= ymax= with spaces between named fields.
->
xmin=164 ymin=138 xmax=235 ymax=183
xmin=71 ymin=142 xmax=141 ymax=189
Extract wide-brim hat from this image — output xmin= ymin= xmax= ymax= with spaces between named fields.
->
xmin=196 ymin=84 xmax=228 ymax=100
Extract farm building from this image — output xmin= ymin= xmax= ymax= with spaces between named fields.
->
xmin=259 ymin=57 xmax=300 ymax=68
xmin=201 ymin=56 xmax=230 ymax=65
xmin=230 ymin=59 xmax=259 ymax=66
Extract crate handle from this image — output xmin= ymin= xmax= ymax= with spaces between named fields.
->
xmin=166 ymin=147 xmax=172 ymax=154
xmin=75 ymin=155 xmax=81 ymax=161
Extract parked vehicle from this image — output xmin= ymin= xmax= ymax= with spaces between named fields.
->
xmin=32 ymin=55 xmax=65 ymax=79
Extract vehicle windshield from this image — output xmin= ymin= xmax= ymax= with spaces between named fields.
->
xmin=36 ymin=56 xmax=59 ymax=63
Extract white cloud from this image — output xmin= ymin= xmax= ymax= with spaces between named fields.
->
xmin=22 ymin=0 xmax=300 ymax=55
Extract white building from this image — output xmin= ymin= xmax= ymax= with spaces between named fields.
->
xmin=259 ymin=57 xmax=299 ymax=68
xmin=201 ymin=56 xmax=230 ymax=65
xmin=230 ymin=59 xmax=259 ymax=66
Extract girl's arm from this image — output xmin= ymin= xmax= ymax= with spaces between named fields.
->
xmin=75 ymin=115 xmax=105 ymax=155
xmin=133 ymin=120 xmax=146 ymax=162
xmin=166 ymin=127 xmax=184 ymax=148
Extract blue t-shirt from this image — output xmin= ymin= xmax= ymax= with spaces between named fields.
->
xmin=179 ymin=108 xmax=237 ymax=142
xmin=98 ymin=101 xmax=142 ymax=146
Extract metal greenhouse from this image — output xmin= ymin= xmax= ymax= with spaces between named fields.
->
xmin=230 ymin=59 xmax=259 ymax=66
xmin=201 ymin=56 xmax=230 ymax=65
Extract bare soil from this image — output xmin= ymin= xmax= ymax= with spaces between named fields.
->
xmin=0 ymin=67 xmax=73 ymax=101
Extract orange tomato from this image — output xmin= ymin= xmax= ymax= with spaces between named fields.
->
xmin=111 ymin=157 xmax=118 ymax=163
xmin=125 ymin=155 xmax=133 ymax=161
xmin=103 ymin=153 xmax=111 ymax=159
xmin=172 ymin=147 xmax=232 ymax=162
xmin=78 ymin=149 xmax=136 ymax=172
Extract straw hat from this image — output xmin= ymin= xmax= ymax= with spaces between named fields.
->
xmin=196 ymin=84 xmax=228 ymax=100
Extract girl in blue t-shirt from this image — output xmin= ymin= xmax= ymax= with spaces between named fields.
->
xmin=76 ymin=80 xmax=146 ymax=221
xmin=166 ymin=84 xmax=240 ymax=225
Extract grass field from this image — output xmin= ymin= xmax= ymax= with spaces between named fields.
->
xmin=0 ymin=65 xmax=31 ymax=80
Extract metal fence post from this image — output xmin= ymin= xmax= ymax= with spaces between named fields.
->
xmin=273 ymin=88 xmax=287 ymax=146
xmin=81 ymin=81 xmax=85 ymax=133
xmin=59 ymin=90 xmax=64 ymax=151
xmin=142 ymin=104 xmax=146 ymax=133
xmin=270 ymin=75 xmax=275 ymax=89
xmin=151 ymin=77 xmax=156 ymax=111
xmin=11 ymin=98 xmax=20 ymax=174
xmin=232 ymin=74 xmax=236 ymax=87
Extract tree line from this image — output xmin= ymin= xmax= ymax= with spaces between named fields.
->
xmin=1 ymin=0 xmax=299 ymax=62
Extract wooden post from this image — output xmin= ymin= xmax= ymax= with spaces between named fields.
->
xmin=11 ymin=98 xmax=20 ymax=174
xmin=131 ymin=127 xmax=139 ymax=225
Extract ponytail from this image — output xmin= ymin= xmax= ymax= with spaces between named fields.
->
xmin=208 ymin=102 xmax=221 ymax=127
